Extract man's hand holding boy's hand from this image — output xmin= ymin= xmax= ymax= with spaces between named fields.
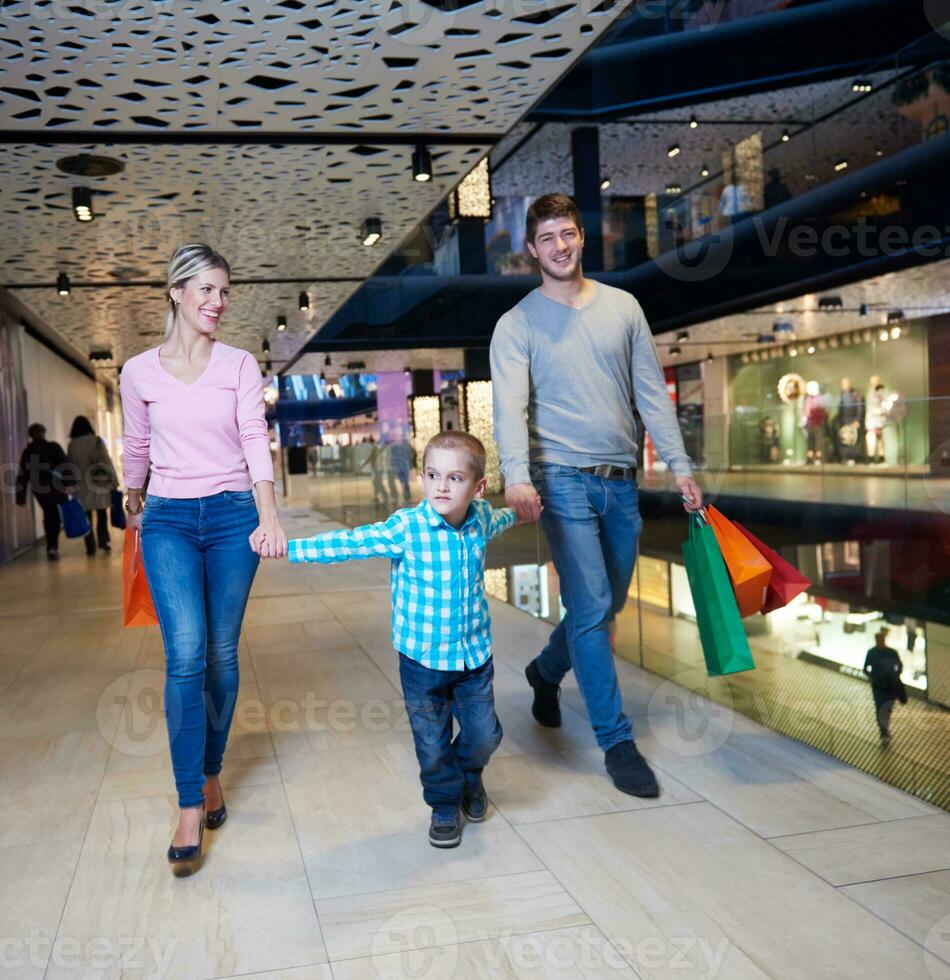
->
xmin=506 ymin=483 xmax=543 ymax=523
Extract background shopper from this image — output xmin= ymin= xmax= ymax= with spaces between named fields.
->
xmin=67 ymin=414 xmax=118 ymax=555
xmin=491 ymin=193 xmax=703 ymax=799
xmin=15 ymin=423 xmax=71 ymax=561
xmin=121 ymin=243 xmax=287 ymax=872
xmin=863 ymin=630 xmax=906 ymax=745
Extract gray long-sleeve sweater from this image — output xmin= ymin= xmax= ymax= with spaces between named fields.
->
xmin=489 ymin=281 xmax=692 ymax=487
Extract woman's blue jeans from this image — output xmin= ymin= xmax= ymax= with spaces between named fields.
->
xmin=531 ymin=464 xmax=642 ymax=751
xmin=141 ymin=491 xmax=260 ymax=808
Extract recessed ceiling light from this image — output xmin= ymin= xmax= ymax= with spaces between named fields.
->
xmin=600 ymin=177 xmax=611 ymax=191
xmin=667 ymin=144 xmax=680 ymax=158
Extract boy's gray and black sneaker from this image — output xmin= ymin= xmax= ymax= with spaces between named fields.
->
xmin=525 ymin=660 xmax=561 ymax=728
xmin=428 ymin=813 xmax=462 ymax=848
xmin=605 ymin=741 xmax=660 ymax=798
xmin=461 ymin=779 xmax=488 ymax=822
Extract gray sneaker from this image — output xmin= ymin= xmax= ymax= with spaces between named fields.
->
xmin=461 ymin=779 xmax=488 ymax=822
xmin=428 ymin=813 xmax=461 ymax=848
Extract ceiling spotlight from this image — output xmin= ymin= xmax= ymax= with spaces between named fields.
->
xmin=320 ymin=371 xmax=326 ymax=382
xmin=859 ymin=303 xmax=869 ymax=316
xmin=665 ymin=183 xmax=682 ymax=195
xmin=56 ymin=272 xmax=70 ymax=296
xmin=412 ymin=143 xmax=433 ymax=182
xmin=89 ymin=349 xmax=113 ymax=361
xmin=806 ymin=344 xmax=816 ymax=354
xmin=781 ymin=129 xmax=790 ymax=142
xmin=851 ymin=79 xmax=873 ymax=93
xmin=741 ymin=353 xmax=749 ymax=364
xmin=879 ymin=329 xmax=889 ymax=342
xmin=834 ymin=159 xmax=849 ymax=172
xmin=324 ymin=355 xmax=331 ymax=367
xmin=360 ymin=216 xmax=382 ymax=247
xmin=887 ymin=309 xmax=904 ymax=322
xmin=706 ymin=352 xmax=714 ymax=362
xmin=817 ymin=295 xmax=843 ymax=310
xmin=756 ymin=334 xmax=775 ymax=344
xmin=72 ymin=186 xmax=94 ymax=222
xmin=842 ymin=333 xmax=852 ymax=346
xmin=262 ymin=338 xmax=271 ymax=353
xmin=669 ymin=345 xmax=681 ymax=357
xmin=276 ymin=314 xmax=287 ymax=332
xmin=773 ymin=321 xmax=795 ymax=336
xmin=689 ymin=115 xmax=698 ymax=129
xmin=750 ymin=351 xmax=760 ymax=362
xmin=298 ymin=292 xmax=309 ymax=313
xmin=403 ymin=365 xmax=411 ymax=375
xmin=667 ymin=144 xmax=680 ymax=158
xmin=890 ymin=325 xmax=902 ymax=339
xmin=600 ymin=177 xmax=611 ymax=191
xmin=264 ymin=359 xmax=273 ymax=373
xmin=789 ymin=346 xmax=798 ymax=357
xmin=700 ymin=164 xmax=710 ymax=178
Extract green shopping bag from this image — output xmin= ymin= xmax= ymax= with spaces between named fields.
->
xmin=682 ymin=512 xmax=756 ymax=676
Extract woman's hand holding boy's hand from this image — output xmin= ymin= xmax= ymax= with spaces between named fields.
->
xmin=249 ymin=514 xmax=288 ymax=558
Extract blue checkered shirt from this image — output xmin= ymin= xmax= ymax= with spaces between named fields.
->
xmin=288 ymin=498 xmax=517 ymax=670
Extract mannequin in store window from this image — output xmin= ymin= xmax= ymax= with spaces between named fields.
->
xmin=865 ymin=376 xmax=888 ymax=464
xmin=800 ymin=380 xmax=828 ymax=465
xmin=835 ymin=377 xmax=864 ymax=465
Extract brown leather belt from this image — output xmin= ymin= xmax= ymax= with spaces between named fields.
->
xmin=578 ymin=464 xmax=637 ymax=481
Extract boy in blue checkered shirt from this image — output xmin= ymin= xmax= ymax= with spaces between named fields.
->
xmin=288 ymin=430 xmax=526 ymax=848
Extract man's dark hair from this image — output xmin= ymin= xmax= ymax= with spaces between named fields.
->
xmin=69 ymin=415 xmax=95 ymax=439
xmin=28 ymin=423 xmax=46 ymax=440
xmin=525 ymin=193 xmax=583 ymax=243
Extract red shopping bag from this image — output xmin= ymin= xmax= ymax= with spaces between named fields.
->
xmin=123 ymin=527 xmax=158 ymax=628
xmin=705 ymin=505 xmax=772 ymax=618
xmin=733 ymin=522 xmax=812 ymax=614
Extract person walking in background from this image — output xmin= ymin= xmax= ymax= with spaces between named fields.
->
xmin=491 ymin=193 xmax=703 ymax=799
xmin=863 ymin=630 xmax=906 ymax=745
xmin=121 ymin=243 xmax=287 ymax=873
xmin=15 ymin=423 xmax=70 ymax=561
xmin=67 ymin=415 xmax=118 ymax=555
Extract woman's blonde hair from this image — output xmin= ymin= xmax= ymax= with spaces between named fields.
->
xmin=164 ymin=244 xmax=232 ymax=338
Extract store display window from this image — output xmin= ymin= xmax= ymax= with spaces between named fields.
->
xmin=727 ymin=320 xmax=930 ymax=468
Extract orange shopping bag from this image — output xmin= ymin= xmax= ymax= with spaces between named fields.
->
xmin=123 ymin=527 xmax=158 ymax=628
xmin=705 ymin=505 xmax=772 ymax=618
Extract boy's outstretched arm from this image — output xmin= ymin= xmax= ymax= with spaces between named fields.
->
xmin=288 ymin=512 xmax=406 ymax=564
xmin=487 ymin=504 xmax=519 ymax=541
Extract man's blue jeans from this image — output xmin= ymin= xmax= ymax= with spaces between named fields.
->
xmin=141 ymin=491 xmax=260 ymax=808
xmin=531 ymin=463 xmax=642 ymax=751
xmin=399 ymin=654 xmax=503 ymax=822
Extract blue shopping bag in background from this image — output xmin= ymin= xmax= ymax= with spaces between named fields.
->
xmin=60 ymin=497 xmax=91 ymax=539
xmin=110 ymin=489 xmax=127 ymax=530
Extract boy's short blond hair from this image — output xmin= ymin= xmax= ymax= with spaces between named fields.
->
xmin=423 ymin=430 xmax=486 ymax=480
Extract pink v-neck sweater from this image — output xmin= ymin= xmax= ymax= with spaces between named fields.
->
xmin=120 ymin=341 xmax=274 ymax=498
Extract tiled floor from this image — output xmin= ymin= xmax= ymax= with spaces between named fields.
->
xmin=1 ymin=505 xmax=949 ymax=979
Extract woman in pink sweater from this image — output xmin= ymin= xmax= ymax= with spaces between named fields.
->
xmin=121 ymin=244 xmax=286 ymax=873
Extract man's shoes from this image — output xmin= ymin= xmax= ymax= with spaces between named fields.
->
xmin=461 ymin=779 xmax=488 ymax=822
xmin=428 ymin=812 xmax=462 ymax=849
xmin=46 ymin=550 xmax=59 ymax=562
xmin=101 ymin=541 xmax=112 ymax=553
xmin=605 ymin=741 xmax=660 ymax=798
xmin=525 ymin=660 xmax=561 ymax=728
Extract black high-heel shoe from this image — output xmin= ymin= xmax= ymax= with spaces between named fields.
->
xmin=167 ymin=808 xmax=205 ymax=871
xmin=206 ymin=800 xmax=227 ymax=830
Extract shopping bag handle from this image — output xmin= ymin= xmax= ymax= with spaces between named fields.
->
xmin=683 ymin=496 xmax=709 ymax=526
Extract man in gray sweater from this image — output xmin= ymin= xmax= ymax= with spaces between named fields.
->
xmin=490 ymin=193 xmax=703 ymax=797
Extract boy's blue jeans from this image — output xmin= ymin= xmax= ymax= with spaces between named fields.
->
xmin=141 ymin=491 xmax=260 ymax=808
xmin=530 ymin=463 xmax=642 ymax=752
xmin=399 ymin=654 xmax=503 ymax=822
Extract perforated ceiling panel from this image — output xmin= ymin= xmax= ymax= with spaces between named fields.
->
xmin=0 ymin=0 xmax=625 ymax=371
